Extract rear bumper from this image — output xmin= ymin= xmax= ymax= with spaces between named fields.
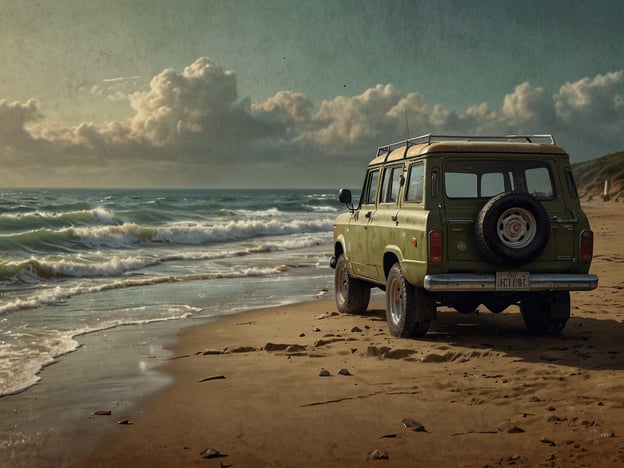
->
xmin=423 ymin=273 xmax=599 ymax=292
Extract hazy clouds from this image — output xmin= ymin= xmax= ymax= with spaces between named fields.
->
xmin=3 ymin=57 xmax=623 ymax=188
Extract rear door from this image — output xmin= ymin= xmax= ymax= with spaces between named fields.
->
xmin=367 ymin=164 xmax=403 ymax=278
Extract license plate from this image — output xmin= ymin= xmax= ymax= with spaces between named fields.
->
xmin=496 ymin=271 xmax=530 ymax=291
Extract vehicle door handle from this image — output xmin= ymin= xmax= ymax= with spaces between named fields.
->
xmin=365 ymin=211 xmax=372 ymax=219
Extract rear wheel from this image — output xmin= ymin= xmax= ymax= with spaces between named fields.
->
xmin=386 ymin=263 xmax=433 ymax=338
xmin=334 ymin=254 xmax=370 ymax=314
xmin=520 ymin=292 xmax=570 ymax=336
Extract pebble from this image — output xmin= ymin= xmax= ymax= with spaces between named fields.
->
xmin=198 ymin=375 xmax=226 ymax=383
xmin=351 ymin=326 xmax=362 ymax=333
xmin=497 ymin=420 xmax=524 ymax=433
xmin=200 ymin=448 xmax=222 ymax=459
xmin=319 ymin=369 xmax=331 ymax=377
xmin=402 ymin=418 xmax=427 ymax=432
xmin=117 ymin=419 xmax=131 ymax=425
xmin=367 ymin=449 xmax=388 ymax=460
xmin=338 ymin=368 xmax=352 ymax=376
xmin=600 ymin=432 xmax=615 ymax=438
xmin=92 ymin=410 xmax=111 ymax=416
xmin=540 ymin=436 xmax=556 ymax=446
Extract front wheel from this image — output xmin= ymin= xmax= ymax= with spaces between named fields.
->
xmin=386 ymin=263 xmax=433 ymax=338
xmin=520 ymin=292 xmax=570 ymax=336
xmin=334 ymin=254 xmax=370 ymax=314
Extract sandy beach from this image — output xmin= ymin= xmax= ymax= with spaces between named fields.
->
xmin=70 ymin=203 xmax=624 ymax=468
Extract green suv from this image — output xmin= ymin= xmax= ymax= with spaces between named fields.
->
xmin=330 ymin=134 xmax=598 ymax=337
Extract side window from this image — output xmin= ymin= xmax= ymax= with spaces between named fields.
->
xmin=406 ymin=163 xmax=424 ymax=203
xmin=565 ymin=169 xmax=579 ymax=199
xmin=380 ymin=165 xmax=402 ymax=203
xmin=446 ymin=172 xmax=478 ymax=198
xmin=362 ymin=169 xmax=380 ymax=205
xmin=525 ymin=167 xmax=554 ymax=198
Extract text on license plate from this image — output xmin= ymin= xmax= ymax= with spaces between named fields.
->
xmin=496 ymin=272 xmax=530 ymax=291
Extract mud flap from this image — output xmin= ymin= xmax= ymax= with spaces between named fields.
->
xmin=550 ymin=291 xmax=571 ymax=321
xmin=416 ymin=290 xmax=438 ymax=322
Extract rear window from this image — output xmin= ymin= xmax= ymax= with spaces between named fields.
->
xmin=444 ymin=159 xmax=554 ymax=200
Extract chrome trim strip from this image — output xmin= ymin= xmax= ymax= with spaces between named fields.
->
xmin=424 ymin=273 xmax=598 ymax=292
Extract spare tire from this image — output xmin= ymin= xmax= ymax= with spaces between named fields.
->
xmin=475 ymin=192 xmax=550 ymax=266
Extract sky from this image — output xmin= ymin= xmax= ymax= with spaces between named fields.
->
xmin=0 ymin=0 xmax=622 ymax=189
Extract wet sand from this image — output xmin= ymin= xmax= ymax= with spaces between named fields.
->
xmin=72 ymin=204 xmax=624 ymax=467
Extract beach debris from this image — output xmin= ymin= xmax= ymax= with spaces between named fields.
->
xmin=167 ymin=354 xmax=191 ymax=361
xmin=223 ymin=346 xmax=257 ymax=353
xmin=264 ymin=342 xmax=291 ymax=351
xmin=338 ymin=368 xmax=352 ymax=376
xmin=198 ymin=375 xmax=226 ymax=383
xmin=600 ymin=432 xmax=615 ymax=438
xmin=92 ymin=410 xmax=111 ymax=416
xmin=497 ymin=420 xmax=524 ymax=433
xmin=367 ymin=449 xmax=389 ymax=460
xmin=402 ymin=418 xmax=427 ymax=432
xmin=317 ymin=311 xmax=339 ymax=319
xmin=319 ymin=369 xmax=331 ymax=377
xmin=201 ymin=349 xmax=224 ymax=355
xmin=540 ymin=436 xmax=556 ymax=446
xmin=200 ymin=447 xmax=224 ymax=459
xmin=314 ymin=338 xmax=336 ymax=347
xmin=117 ymin=419 xmax=132 ymax=425
xmin=286 ymin=344 xmax=307 ymax=353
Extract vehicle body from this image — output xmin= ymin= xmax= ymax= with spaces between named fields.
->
xmin=330 ymin=134 xmax=598 ymax=337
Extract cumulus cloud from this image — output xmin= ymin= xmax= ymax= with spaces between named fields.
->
xmin=0 ymin=58 xmax=622 ymax=187
xmin=0 ymin=99 xmax=42 ymax=145
xmin=502 ymin=82 xmax=553 ymax=125
xmin=554 ymin=71 xmax=624 ymax=136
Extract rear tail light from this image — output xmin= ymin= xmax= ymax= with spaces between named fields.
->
xmin=429 ymin=230 xmax=442 ymax=264
xmin=580 ymin=230 xmax=593 ymax=263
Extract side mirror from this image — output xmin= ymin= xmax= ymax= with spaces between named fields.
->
xmin=338 ymin=189 xmax=352 ymax=204
xmin=338 ymin=189 xmax=354 ymax=212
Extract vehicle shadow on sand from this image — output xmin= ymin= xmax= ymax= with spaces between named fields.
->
xmin=361 ymin=306 xmax=624 ymax=372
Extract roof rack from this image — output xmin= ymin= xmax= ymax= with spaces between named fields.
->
xmin=376 ymin=133 xmax=556 ymax=159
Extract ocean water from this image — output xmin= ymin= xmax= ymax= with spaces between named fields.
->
xmin=0 ymin=188 xmax=341 ymax=398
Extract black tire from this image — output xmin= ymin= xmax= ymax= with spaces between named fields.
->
xmin=385 ymin=263 xmax=433 ymax=338
xmin=475 ymin=192 xmax=550 ymax=267
xmin=334 ymin=254 xmax=370 ymax=314
xmin=455 ymin=299 xmax=479 ymax=314
xmin=520 ymin=292 xmax=570 ymax=336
